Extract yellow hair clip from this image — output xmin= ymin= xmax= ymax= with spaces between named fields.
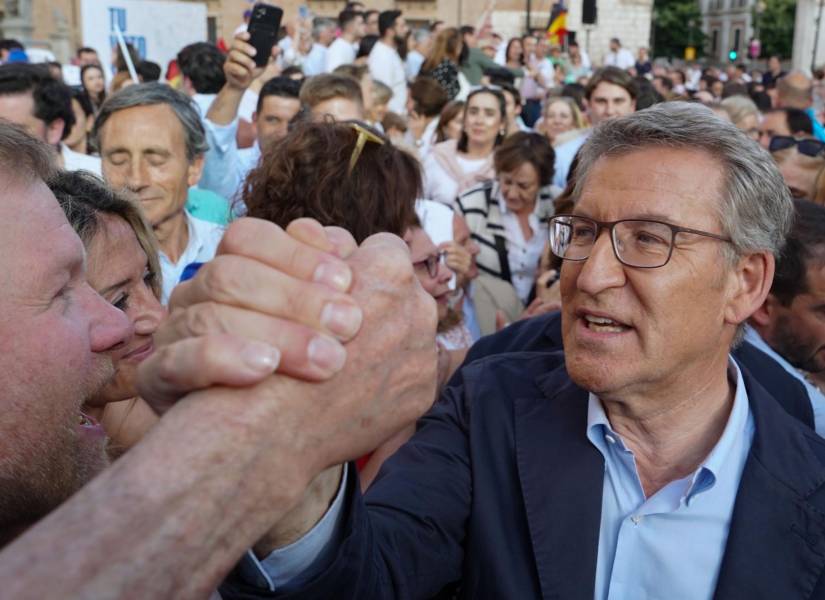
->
xmin=347 ymin=122 xmax=386 ymax=174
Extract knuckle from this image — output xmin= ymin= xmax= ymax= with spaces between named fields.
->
xmin=200 ymin=258 xmax=241 ymax=302
xmin=182 ymin=302 xmax=222 ymax=337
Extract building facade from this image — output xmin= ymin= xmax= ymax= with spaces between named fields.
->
xmin=1 ymin=0 xmax=652 ymax=69
xmin=699 ymin=0 xmax=754 ymax=64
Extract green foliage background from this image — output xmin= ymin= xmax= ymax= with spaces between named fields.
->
xmin=652 ymin=0 xmax=706 ymax=59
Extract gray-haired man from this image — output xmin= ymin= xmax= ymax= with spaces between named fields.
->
xmin=218 ymin=102 xmax=825 ymax=599
xmin=93 ymin=82 xmax=225 ymax=303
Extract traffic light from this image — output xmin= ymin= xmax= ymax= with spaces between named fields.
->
xmin=728 ymin=49 xmax=738 ymax=61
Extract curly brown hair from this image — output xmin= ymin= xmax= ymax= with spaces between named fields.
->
xmin=243 ymin=120 xmax=421 ymax=242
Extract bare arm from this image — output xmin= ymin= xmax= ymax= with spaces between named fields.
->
xmin=0 ymin=382 xmax=315 ymax=599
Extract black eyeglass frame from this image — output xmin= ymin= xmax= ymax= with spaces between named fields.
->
xmin=413 ymin=250 xmax=447 ymax=278
xmin=548 ymin=214 xmax=734 ymax=269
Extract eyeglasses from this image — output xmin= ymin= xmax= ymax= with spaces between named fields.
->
xmin=347 ymin=121 xmax=385 ymax=174
xmin=413 ymin=250 xmax=446 ymax=278
xmin=548 ymin=215 xmax=732 ymax=269
xmin=768 ymin=135 xmax=825 ymax=158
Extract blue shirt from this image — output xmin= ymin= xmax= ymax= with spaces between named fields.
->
xmin=589 ymin=360 xmax=754 ymax=599
xmin=805 ymin=107 xmax=825 ymax=143
xmin=552 ymin=131 xmax=589 ymax=189
xmin=201 ymin=117 xmax=261 ymax=205
xmin=243 ymin=361 xmax=756 ymax=599
xmin=744 ymin=325 xmax=825 ymax=436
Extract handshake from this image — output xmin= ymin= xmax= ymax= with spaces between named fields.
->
xmin=139 ymin=216 xmax=439 ymax=475
xmin=7 ymin=217 xmax=441 ymax=599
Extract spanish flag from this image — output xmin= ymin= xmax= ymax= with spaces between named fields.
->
xmin=546 ymin=1 xmax=568 ymax=46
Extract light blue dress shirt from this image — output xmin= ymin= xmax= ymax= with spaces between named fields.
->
xmin=201 ymin=118 xmax=261 ymax=205
xmin=588 ymin=360 xmax=754 ymax=600
xmin=552 ymin=131 xmax=589 ymax=189
xmin=744 ymin=325 xmax=825 ymax=436
xmin=244 ymin=362 xmax=755 ymax=599
xmin=303 ymin=43 xmax=328 ymax=77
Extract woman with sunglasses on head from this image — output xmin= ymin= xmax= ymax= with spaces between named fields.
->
xmin=422 ymin=86 xmax=507 ymax=206
xmin=49 ymin=170 xmax=163 ymax=458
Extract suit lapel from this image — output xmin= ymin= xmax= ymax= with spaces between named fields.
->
xmin=514 ymin=363 xmax=604 ymax=600
xmin=715 ymin=371 xmax=825 ymax=599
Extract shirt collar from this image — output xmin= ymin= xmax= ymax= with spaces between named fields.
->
xmin=586 ymin=358 xmax=751 ymax=501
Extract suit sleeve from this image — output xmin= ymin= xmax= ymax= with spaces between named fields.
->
xmin=219 ymin=372 xmax=475 ymax=600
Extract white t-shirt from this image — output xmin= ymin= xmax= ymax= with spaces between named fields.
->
xmin=159 ymin=211 xmax=225 ymax=304
xmin=604 ymin=48 xmax=635 ymax=70
xmin=326 ymin=37 xmax=356 ymax=72
xmin=61 ymin=145 xmax=102 ymax=175
xmin=368 ymin=41 xmax=407 ymax=115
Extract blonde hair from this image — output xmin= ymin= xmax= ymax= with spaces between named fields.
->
xmin=543 ymin=95 xmax=585 ymax=129
xmin=720 ymin=95 xmax=759 ymax=129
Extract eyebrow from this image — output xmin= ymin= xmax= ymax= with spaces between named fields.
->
xmin=98 ymin=276 xmax=132 ymax=297
xmin=572 ymin=210 xmax=679 ymax=223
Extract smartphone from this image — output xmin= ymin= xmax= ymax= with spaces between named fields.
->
xmin=247 ymin=3 xmax=284 ymax=67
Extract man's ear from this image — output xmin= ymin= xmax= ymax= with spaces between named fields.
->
xmin=750 ymin=293 xmax=782 ymax=328
xmin=46 ymin=118 xmax=65 ymax=147
xmin=724 ymin=251 xmax=774 ymax=328
xmin=187 ymin=154 xmax=205 ymax=188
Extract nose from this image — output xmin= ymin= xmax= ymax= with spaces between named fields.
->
xmin=574 ymin=229 xmax=626 ymax=296
xmin=132 ymin=286 xmax=166 ymax=337
xmin=126 ymin=159 xmax=150 ymax=193
xmin=83 ymin=283 xmax=134 ymax=353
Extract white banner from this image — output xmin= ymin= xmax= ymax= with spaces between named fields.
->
xmin=80 ymin=0 xmax=208 ymax=80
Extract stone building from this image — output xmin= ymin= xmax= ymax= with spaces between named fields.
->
xmin=1 ymin=0 xmax=652 ymax=68
xmin=699 ymin=0 xmax=755 ymax=64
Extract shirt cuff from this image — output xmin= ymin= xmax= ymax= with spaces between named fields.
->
xmin=237 ymin=463 xmax=350 ymax=592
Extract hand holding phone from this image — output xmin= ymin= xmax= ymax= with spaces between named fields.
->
xmin=247 ymin=3 xmax=284 ymax=67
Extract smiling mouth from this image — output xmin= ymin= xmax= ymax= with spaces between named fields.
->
xmin=582 ymin=314 xmax=631 ymax=333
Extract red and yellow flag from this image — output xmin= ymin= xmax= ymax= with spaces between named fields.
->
xmin=546 ymin=2 xmax=568 ymax=46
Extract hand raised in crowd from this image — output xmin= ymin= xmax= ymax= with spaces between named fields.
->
xmin=439 ymin=239 xmax=473 ymax=281
xmin=224 ymin=31 xmax=279 ymax=91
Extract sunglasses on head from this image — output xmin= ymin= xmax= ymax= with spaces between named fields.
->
xmin=768 ymin=135 xmax=825 ymax=158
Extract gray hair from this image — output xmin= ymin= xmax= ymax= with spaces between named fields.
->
xmin=573 ymin=101 xmax=793 ymax=263
xmin=91 ymin=82 xmax=208 ymax=162
xmin=313 ymin=18 xmax=336 ymax=41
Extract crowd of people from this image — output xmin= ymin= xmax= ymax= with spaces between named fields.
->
xmin=1 ymin=2 xmax=825 ymax=598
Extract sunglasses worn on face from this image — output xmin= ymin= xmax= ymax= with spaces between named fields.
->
xmin=768 ymin=135 xmax=825 ymax=158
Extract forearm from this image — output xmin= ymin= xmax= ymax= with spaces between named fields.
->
xmin=253 ymin=464 xmax=343 ymax=557
xmin=207 ymin=84 xmax=246 ymax=126
xmin=0 ymin=387 xmax=312 ymax=599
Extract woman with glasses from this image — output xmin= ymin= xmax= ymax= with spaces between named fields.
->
xmin=456 ymin=131 xmax=556 ymax=307
xmin=422 ymin=87 xmax=506 ymax=206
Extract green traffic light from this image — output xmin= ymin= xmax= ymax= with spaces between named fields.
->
xmin=728 ymin=50 xmax=737 ymax=61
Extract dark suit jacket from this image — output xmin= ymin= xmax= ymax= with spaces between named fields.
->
xmin=222 ymin=346 xmax=825 ymax=599
xmin=466 ymin=311 xmax=815 ymax=429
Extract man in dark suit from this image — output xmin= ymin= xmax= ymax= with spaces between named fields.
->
xmin=221 ymin=103 xmax=825 ymax=599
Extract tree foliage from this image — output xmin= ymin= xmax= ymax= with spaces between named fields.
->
xmin=652 ymin=0 xmax=707 ymax=60
xmin=753 ymin=0 xmax=796 ymax=60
